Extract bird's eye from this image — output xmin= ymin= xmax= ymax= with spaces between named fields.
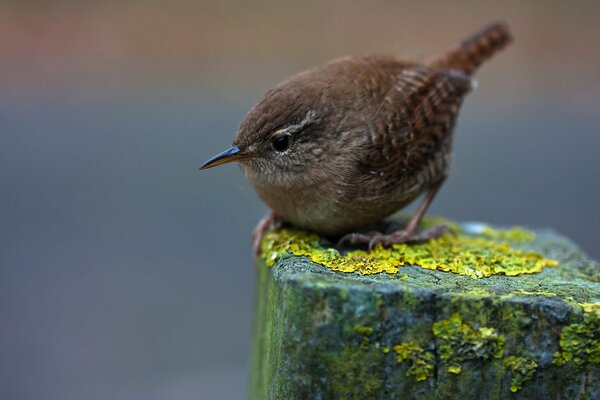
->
xmin=272 ymin=135 xmax=290 ymax=152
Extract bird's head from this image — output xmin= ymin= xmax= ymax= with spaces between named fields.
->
xmin=200 ymin=79 xmax=342 ymax=189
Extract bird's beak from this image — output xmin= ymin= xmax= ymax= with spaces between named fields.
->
xmin=199 ymin=146 xmax=247 ymax=170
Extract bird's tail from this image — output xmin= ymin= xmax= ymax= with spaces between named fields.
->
xmin=428 ymin=21 xmax=513 ymax=76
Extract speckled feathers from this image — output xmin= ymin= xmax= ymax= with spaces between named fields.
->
xmin=230 ymin=21 xmax=512 ymax=235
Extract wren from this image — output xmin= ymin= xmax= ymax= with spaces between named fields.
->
xmin=201 ymin=21 xmax=513 ymax=254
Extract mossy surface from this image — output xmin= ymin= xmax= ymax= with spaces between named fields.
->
xmin=503 ymin=356 xmax=538 ymax=392
xmin=250 ymin=222 xmax=600 ymax=400
xmin=260 ymin=218 xmax=558 ymax=279
xmin=390 ymin=315 xmax=545 ymax=394
xmin=392 ymin=341 xmax=435 ymax=381
xmin=553 ymin=306 xmax=600 ymax=367
xmin=432 ymin=313 xmax=504 ymax=374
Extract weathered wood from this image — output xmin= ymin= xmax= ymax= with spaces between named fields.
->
xmin=250 ymin=224 xmax=599 ymax=400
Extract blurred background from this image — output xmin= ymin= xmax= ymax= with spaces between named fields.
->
xmin=1 ymin=1 xmax=599 ymax=399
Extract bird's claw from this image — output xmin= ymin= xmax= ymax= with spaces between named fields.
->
xmin=368 ymin=232 xmax=408 ymax=250
xmin=339 ymin=225 xmax=450 ymax=250
xmin=337 ymin=232 xmax=380 ymax=247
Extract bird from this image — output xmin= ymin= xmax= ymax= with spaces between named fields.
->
xmin=200 ymin=21 xmax=513 ymax=255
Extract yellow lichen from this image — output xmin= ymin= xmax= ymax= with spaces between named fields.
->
xmin=553 ymin=308 xmax=600 ymax=367
xmin=260 ymin=219 xmax=558 ymax=279
xmin=392 ymin=341 xmax=435 ymax=381
xmin=511 ymin=289 xmax=557 ymax=297
xmin=503 ymin=355 xmax=538 ymax=392
xmin=354 ymin=325 xmax=374 ymax=336
xmin=447 ymin=365 xmax=462 ymax=374
xmin=432 ymin=313 xmax=505 ymax=373
xmin=580 ymin=303 xmax=600 ymax=314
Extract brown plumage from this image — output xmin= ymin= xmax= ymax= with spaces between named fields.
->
xmin=200 ymin=21 xmax=513 ymax=253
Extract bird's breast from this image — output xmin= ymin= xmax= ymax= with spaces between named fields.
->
xmin=253 ymin=181 xmax=346 ymax=234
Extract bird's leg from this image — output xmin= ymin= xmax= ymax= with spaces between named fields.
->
xmin=252 ymin=211 xmax=283 ymax=256
xmin=338 ymin=178 xmax=448 ymax=249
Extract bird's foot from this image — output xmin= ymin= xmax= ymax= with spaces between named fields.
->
xmin=252 ymin=211 xmax=283 ymax=257
xmin=337 ymin=231 xmax=382 ymax=248
xmin=338 ymin=225 xmax=449 ymax=250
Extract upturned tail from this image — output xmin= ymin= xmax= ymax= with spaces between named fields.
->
xmin=428 ymin=21 xmax=513 ymax=76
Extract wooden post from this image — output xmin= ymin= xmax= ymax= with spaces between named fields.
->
xmin=249 ymin=222 xmax=599 ymax=400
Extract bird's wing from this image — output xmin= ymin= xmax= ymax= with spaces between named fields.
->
xmin=358 ymin=62 xmax=472 ymax=183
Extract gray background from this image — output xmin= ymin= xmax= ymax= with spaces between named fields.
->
xmin=1 ymin=1 xmax=599 ymax=399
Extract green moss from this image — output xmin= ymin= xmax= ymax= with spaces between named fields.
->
xmin=324 ymin=342 xmax=384 ymax=398
xmin=432 ymin=313 xmax=504 ymax=373
xmin=503 ymin=356 xmax=538 ymax=392
xmin=392 ymin=341 xmax=435 ymax=382
xmin=480 ymin=225 xmax=535 ymax=242
xmin=260 ymin=218 xmax=558 ymax=279
xmin=553 ymin=307 xmax=600 ymax=367
xmin=354 ymin=324 xmax=374 ymax=336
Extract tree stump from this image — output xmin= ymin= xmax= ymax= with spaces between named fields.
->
xmin=249 ymin=221 xmax=599 ymax=400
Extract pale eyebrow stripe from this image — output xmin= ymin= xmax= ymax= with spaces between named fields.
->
xmin=277 ymin=110 xmax=319 ymax=135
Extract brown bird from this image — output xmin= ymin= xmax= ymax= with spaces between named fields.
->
xmin=200 ymin=21 xmax=513 ymax=254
